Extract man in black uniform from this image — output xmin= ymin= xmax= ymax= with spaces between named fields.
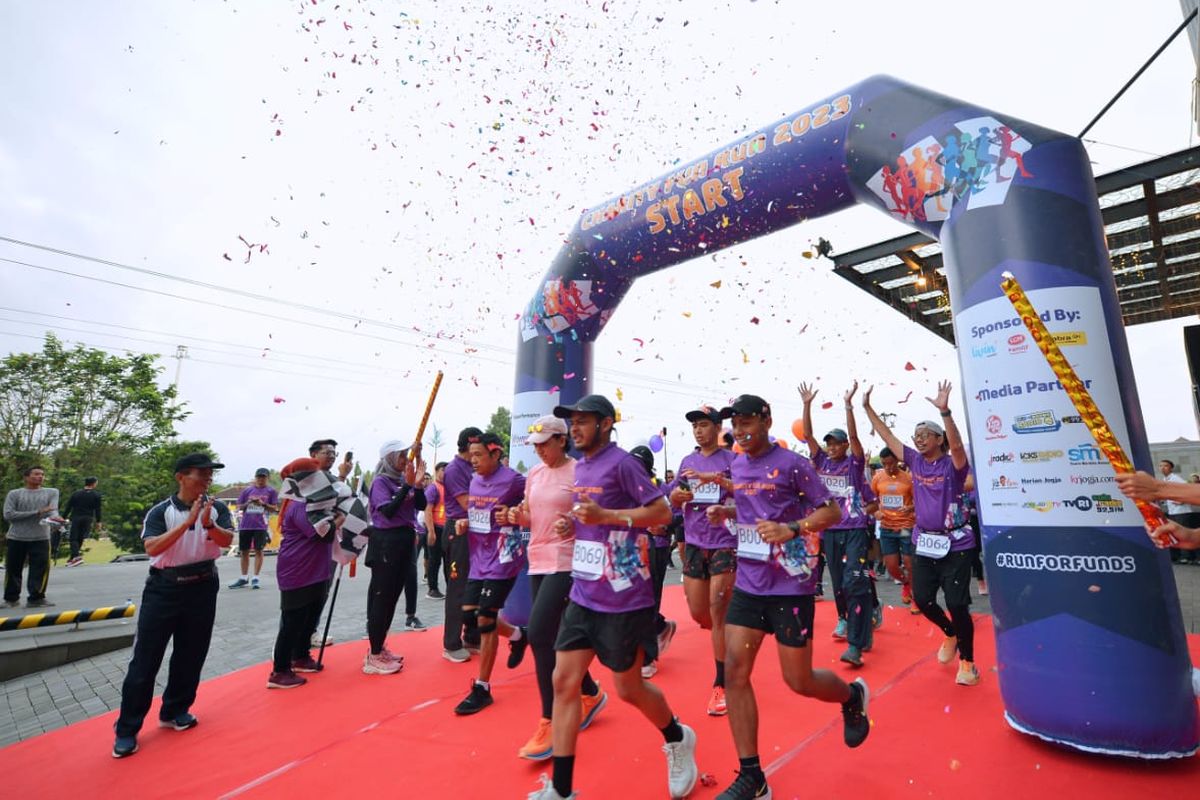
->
xmin=64 ymin=477 xmax=103 ymax=567
xmin=112 ymin=452 xmax=234 ymax=759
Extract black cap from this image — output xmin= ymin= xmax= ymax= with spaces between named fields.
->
xmin=685 ymin=405 xmax=723 ymax=424
xmin=254 ymin=467 xmax=270 ymax=477
xmin=719 ymin=394 xmax=771 ymax=419
xmin=629 ymin=445 xmax=655 ymax=476
xmin=553 ymin=394 xmax=616 ymax=421
xmin=174 ymin=452 xmax=225 ymax=473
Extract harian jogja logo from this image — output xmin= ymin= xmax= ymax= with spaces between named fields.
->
xmin=985 ymin=414 xmax=1005 ymax=440
xmin=1012 ymin=410 xmax=1061 ymax=435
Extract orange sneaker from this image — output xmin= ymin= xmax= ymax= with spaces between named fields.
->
xmin=518 ymin=718 xmax=553 ymax=761
xmin=706 ymin=686 xmax=728 ymax=716
xmin=900 ymin=583 xmax=913 ymax=605
xmin=579 ymin=688 xmax=608 ymax=730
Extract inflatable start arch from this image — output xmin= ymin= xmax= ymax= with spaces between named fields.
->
xmin=511 ymin=75 xmax=1197 ymax=758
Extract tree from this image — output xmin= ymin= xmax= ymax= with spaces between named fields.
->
xmin=104 ymin=440 xmax=218 ymax=553
xmin=428 ymin=424 xmax=444 ymax=465
xmin=487 ymin=406 xmax=511 ymax=453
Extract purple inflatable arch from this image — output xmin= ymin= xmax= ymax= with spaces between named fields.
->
xmin=511 ymin=75 xmax=1197 ymax=758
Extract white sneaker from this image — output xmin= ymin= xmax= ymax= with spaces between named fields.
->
xmin=663 ymin=723 xmax=698 ymax=799
xmin=311 ymin=633 xmax=334 ymax=648
xmin=527 ymin=773 xmax=576 ymax=799
xmin=443 ymin=647 xmax=471 ymax=663
xmin=363 ymin=652 xmax=402 ymax=675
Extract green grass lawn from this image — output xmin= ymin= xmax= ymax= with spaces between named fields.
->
xmin=51 ymin=536 xmax=127 ymax=566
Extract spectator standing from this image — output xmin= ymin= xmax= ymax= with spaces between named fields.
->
xmin=63 ymin=476 xmax=103 ymax=567
xmin=3 ymin=466 xmax=60 ymax=608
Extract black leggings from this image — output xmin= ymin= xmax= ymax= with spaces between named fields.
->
xmin=913 ymin=552 xmax=975 ymax=662
xmin=365 ymin=526 xmax=416 ymax=654
xmin=274 ymin=581 xmax=329 ymax=672
xmin=529 ymin=572 xmax=598 ymax=719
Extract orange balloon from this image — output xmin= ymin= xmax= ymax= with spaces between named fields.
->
xmin=731 ymin=442 xmax=744 ymax=455
xmin=791 ymin=418 xmax=806 ymax=440
xmin=775 ymin=438 xmax=789 ymax=451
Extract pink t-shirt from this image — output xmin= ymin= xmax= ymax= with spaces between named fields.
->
xmin=526 ymin=457 xmax=577 ymax=575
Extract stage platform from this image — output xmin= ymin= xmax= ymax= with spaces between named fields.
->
xmin=2 ymin=586 xmax=1197 ymax=798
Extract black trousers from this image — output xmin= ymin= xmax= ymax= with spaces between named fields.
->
xmin=441 ymin=524 xmax=479 ymax=651
xmin=648 ymin=543 xmax=672 ymax=637
xmin=116 ymin=567 xmax=219 ymax=737
xmin=825 ymin=528 xmax=873 ymax=649
xmin=69 ymin=516 xmax=94 ymax=560
xmin=425 ymin=525 xmax=445 ymax=590
xmin=365 ymin=526 xmax=416 ymax=653
xmin=529 ymin=572 xmax=598 ymax=718
xmin=273 ymin=581 xmax=329 ymax=672
xmin=4 ymin=539 xmax=50 ymax=603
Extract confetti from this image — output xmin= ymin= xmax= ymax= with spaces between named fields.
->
xmin=710 ymin=280 xmax=722 ymax=289
xmin=904 ymin=361 xmax=916 ymax=371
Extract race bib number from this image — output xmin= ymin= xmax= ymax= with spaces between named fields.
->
xmin=468 ymin=507 xmax=491 ymax=534
xmin=915 ymin=532 xmax=951 ymax=559
xmin=572 ymin=540 xmax=606 ymax=580
xmin=733 ymin=523 xmax=770 ymax=562
xmin=881 ymin=494 xmax=903 ymax=510
xmin=691 ymin=480 xmax=721 ymax=504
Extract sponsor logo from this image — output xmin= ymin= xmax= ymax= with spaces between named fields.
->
xmin=1064 ymin=495 xmax=1094 ymax=511
xmin=968 ymin=308 xmax=1083 ymax=340
xmin=971 ymin=343 xmax=998 ymax=359
xmin=1053 ymin=331 xmax=1088 ymax=346
xmin=1067 ymin=442 xmax=1105 ymax=465
xmin=1070 ymin=474 xmax=1116 ymax=486
xmin=989 ymin=452 xmax=1015 ymax=465
xmin=1022 ymin=500 xmax=1058 ymax=512
xmin=984 ymin=414 xmax=1006 ymax=440
xmin=1019 ymin=449 xmax=1063 ymax=464
xmin=1062 ymin=493 xmax=1125 ymax=513
xmin=1008 ymin=333 xmax=1029 ymax=354
xmin=1012 ymin=410 xmax=1061 ymax=435
xmin=1020 ymin=476 xmax=1063 ymax=486
xmin=1062 ymin=415 xmax=1083 ymax=424
xmin=991 ymin=475 xmax=1019 ymax=491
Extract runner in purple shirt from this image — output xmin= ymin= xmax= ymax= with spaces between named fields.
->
xmin=526 ymin=394 xmax=698 ymax=800
xmin=863 ymin=380 xmax=980 ymax=687
xmin=440 ymin=426 xmax=484 ymax=662
xmin=267 ymin=458 xmax=335 ymax=691
xmin=800 ymin=380 xmax=881 ymax=666
xmin=704 ymin=394 xmax=870 ymax=800
xmin=453 ymin=432 xmax=529 ymax=716
xmin=667 ymin=405 xmax=738 ymax=717
xmin=230 ymin=469 xmax=279 ymax=590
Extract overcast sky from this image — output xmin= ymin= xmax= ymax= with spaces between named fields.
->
xmin=2 ymin=0 xmax=1198 ymax=481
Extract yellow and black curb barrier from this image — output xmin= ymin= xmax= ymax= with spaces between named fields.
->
xmin=0 ymin=604 xmax=136 ymax=632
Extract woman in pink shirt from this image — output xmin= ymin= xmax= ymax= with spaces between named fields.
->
xmin=507 ymin=415 xmax=607 ymax=761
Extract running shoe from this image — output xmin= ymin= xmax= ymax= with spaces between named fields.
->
xmin=454 ymin=681 xmax=494 ymax=715
xmin=900 ymin=583 xmax=913 ymax=605
xmin=426 ymin=587 xmax=445 ymax=600
xmin=716 ymin=769 xmax=771 ymax=799
xmin=832 ymin=618 xmax=848 ymax=639
xmin=527 ymin=774 xmax=576 ymax=799
xmin=267 ymin=671 xmax=307 ymax=689
xmin=381 ymin=646 xmax=403 ymax=664
xmin=112 ymin=734 xmax=138 ymax=759
xmin=507 ymin=627 xmax=529 ymax=668
xmin=405 ymin=615 xmax=428 ymax=631
xmin=842 ymin=677 xmax=870 ymax=747
xmin=363 ymin=652 xmax=402 ymax=675
xmin=251 ymin=577 xmax=261 ymax=589
xmin=839 ymin=646 xmax=864 ymax=667
xmin=518 ymin=718 xmax=554 ymax=761
xmin=228 ymin=577 xmax=249 ymax=589
xmin=291 ymin=656 xmax=324 ymax=673
xmin=663 ymin=723 xmax=699 ymax=799
xmin=158 ymin=712 xmax=199 ymax=731
xmin=937 ymin=635 xmax=958 ymax=664
xmin=872 ymin=603 xmax=884 ymax=630
xmin=24 ymin=598 xmax=54 ymax=608
xmin=657 ymin=619 xmax=678 ymax=657
xmin=641 ymin=659 xmax=659 ymax=679
xmin=311 ymin=633 xmax=334 ymax=648
xmin=580 ymin=687 xmax=608 ymax=730
xmin=707 ymin=685 xmax=728 ymax=716
xmin=956 ymin=660 xmax=981 ymax=686
xmin=443 ymin=647 xmax=471 ymax=663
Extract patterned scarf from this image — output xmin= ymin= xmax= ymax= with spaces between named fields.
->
xmin=279 ymin=457 xmax=370 ymax=564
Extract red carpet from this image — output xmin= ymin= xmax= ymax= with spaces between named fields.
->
xmin=2 ymin=586 xmax=1197 ymax=799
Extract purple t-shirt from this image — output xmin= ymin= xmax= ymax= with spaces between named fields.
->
xmin=443 ymin=455 xmax=473 ymax=521
xmin=903 ymin=446 xmax=974 ymax=551
xmin=423 ymin=484 xmax=440 ymax=530
xmin=467 ymin=464 xmax=527 ymax=580
xmin=277 ymin=501 xmax=334 ymax=591
xmin=673 ymin=448 xmax=737 ymax=549
xmin=368 ymin=473 xmax=423 ymax=529
xmin=236 ymin=485 xmax=278 ymax=531
xmin=814 ymin=451 xmax=876 ymax=530
xmin=730 ymin=445 xmax=835 ymax=596
xmin=569 ymin=443 xmax=666 ymax=613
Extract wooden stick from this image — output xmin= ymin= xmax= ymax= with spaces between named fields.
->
xmin=410 ymin=370 xmax=444 ymax=460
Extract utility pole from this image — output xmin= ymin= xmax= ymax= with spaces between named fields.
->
xmin=172 ymin=345 xmax=189 ymax=388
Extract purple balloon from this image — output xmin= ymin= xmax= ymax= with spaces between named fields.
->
xmin=648 ymin=434 xmax=664 ymax=453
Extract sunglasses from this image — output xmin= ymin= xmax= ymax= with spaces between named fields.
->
xmin=528 ymin=423 xmax=545 ymax=433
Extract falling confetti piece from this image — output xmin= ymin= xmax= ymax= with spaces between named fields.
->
xmin=1088 ymin=585 xmax=1101 ymax=592
xmin=563 ymin=372 xmax=576 ymax=379
xmin=904 ymin=361 xmax=916 ymax=371
xmin=682 ymin=311 xmax=692 ymax=318
xmin=710 ymin=280 xmax=722 ymax=289
xmin=897 ymin=391 xmax=914 ymax=404
xmin=272 ymin=396 xmax=286 ymax=404
xmin=750 ymin=316 xmax=760 ymax=325
xmin=821 ymin=401 xmax=834 ymax=409
xmin=616 ymin=388 xmax=624 ymax=401
xmin=741 ymin=349 xmax=749 ymax=364
xmin=802 ymin=251 xmax=813 ymax=258
xmin=950 ymin=759 xmax=962 ymax=771
xmin=699 ymin=774 xmax=717 ymax=788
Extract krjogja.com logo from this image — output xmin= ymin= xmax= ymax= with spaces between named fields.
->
xmin=1012 ymin=410 xmax=1061 ymax=435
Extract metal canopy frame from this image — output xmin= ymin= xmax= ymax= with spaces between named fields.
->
xmin=831 ymin=146 xmax=1200 ymax=343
